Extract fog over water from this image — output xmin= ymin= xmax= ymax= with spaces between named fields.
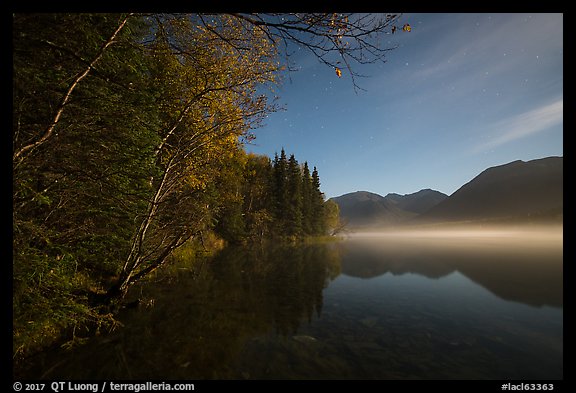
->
xmin=346 ymin=225 xmax=563 ymax=243
xmin=17 ymin=224 xmax=563 ymax=380
xmin=343 ymin=225 xmax=563 ymax=261
xmin=339 ymin=225 xmax=563 ymax=308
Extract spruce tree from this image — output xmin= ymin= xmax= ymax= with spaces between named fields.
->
xmin=311 ymin=166 xmax=326 ymax=235
xmin=286 ymin=154 xmax=303 ymax=236
xmin=272 ymin=149 xmax=289 ymax=233
xmin=301 ymin=162 xmax=313 ymax=235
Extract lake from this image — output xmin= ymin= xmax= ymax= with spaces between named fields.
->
xmin=18 ymin=227 xmax=563 ymax=380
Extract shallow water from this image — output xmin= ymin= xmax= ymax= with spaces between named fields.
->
xmin=19 ymin=228 xmax=563 ymax=380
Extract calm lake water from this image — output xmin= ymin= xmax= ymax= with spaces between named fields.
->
xmin=18 ymin=228 xmax=563 ymax=380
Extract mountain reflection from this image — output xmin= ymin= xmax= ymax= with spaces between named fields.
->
xmin=337 ymin=228 xmax=563 ymax=308
xmin=17 ymin=229 xmax=561 ymax=380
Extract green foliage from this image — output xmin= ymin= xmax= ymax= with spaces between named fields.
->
xmin=12 ymin=249 xmax=112 ymax=361
xmin=13 ymin=12 xmax=280 ymax=357
xmin=16 ymin=243 xmax=342 ymax=379
xmin=323 ymin=199 xmax=342 ymax=235
xmin=12 ymin=13 xmax=339 ymax=365
xmin=286 ymin=154 xmax=304 ymax=236
xmin=310 ymin=167 xmax=327 ymax=234
xmin=13 ymin=13 xmax=155 ymax=359
xmin=301 ymin=162 xmax=314 ymax=235
xmin=211 ymin=149 xmax=333 ymax=242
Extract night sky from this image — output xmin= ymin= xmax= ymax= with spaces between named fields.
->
xmin=246 ymin=13 xmax=563 ymax=199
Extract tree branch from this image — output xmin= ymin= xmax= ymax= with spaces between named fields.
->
xmin=13 ymin=13 xmax=133 ymax=164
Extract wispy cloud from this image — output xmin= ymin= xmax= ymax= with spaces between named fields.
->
xmin=412 ymin=13 xmax=562 ymax=79
xmin=474 ymin=98 xmax=563 ymax=152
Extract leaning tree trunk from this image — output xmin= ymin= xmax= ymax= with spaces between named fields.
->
xmin=13 ymin=13 xmax=133 ymax=166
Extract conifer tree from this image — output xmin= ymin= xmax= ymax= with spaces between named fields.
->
xmin=311 ymin=166 xmax=326 ymax=235
xmin=286 ymin=154 xmax=303 ymax=236
xmin=272 ymin=148 xmax=289 ymax=233
xmin=301 ymin=162 xmax=313 ymax=235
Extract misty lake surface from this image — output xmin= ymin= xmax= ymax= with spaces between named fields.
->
xmin=21 ymin=228 xmax=563 ymax=380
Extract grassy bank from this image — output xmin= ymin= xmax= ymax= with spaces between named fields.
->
xmin=13 ymin=232 xmax=225 ymax=371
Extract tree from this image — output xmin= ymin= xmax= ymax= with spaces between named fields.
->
xmin=324 ymin=199 xmax=344 ymax=235
xmin=13 ymin=13 xmax=134 ymax=165
xmin=13 ymin=12 xmax=403 ymax=359
xmin=212 ymin=147 xmax=249 ymax=244
xmin=272 ymin=148 xmax=289 ymax=233
xmin=14 ymin=11 xmax=404 ymax=298
xmin=310 ymin=166 xmax=326 ymax=234
xmin=301 ymin=162 xmax=313 ymax=235
xmin=286 ymin=154 xmax=303 ymax=236
xmin=13 ymin=13 xmax=159 ymax=359
xmin=221 ymin=13 xmax=406 ymax=91
xmin=107 ymin=14 xmax=280 ymax=298
xmin=242 ymin=154 xmax=274 ymax=241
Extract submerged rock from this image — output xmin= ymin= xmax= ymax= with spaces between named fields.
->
xmin=292 ymin=335 xmax=317 ymax=344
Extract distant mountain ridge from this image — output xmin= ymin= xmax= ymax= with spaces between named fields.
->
xmin=385 ymin=188 xmax=449 ymax=214
xmin=331 ymin=189 xmax=448 ymax=227
xmin=331 ymin=156 xmax=563 ymax=227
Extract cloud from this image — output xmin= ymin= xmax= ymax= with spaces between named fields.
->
xmin=474 ymin=99 xmax=563 ymax=151
xmin=407 ymin=13 xmax=562 ymax=85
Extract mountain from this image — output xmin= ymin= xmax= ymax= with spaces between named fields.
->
xmin=330 ymin=191 xmax=410 ymax=227
xmin=331 ymin=189 xmax=448 ymax=227
xmin=385 ymin=189 xmax=448 ymax=214
xmin=331 ymin=156 xmax=563 ymax=228
xmin=418 ymin=156 xmax=563 ymax=223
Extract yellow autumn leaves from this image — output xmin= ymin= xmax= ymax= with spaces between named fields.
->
xmin=334 ymin=20 xmax=411 ymax=79
xmin=391 ymin=23 xmax=411 ymax=34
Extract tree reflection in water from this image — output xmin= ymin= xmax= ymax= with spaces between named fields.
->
xmin=19 ymin=243 xmax=341 ymax=379
xmin=17 ymin=230 xmax=562 ymax=380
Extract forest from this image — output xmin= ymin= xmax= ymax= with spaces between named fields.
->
xmin=13 ymin=13 xmax=400 ymax=364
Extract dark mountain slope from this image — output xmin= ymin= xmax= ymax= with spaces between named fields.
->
xmin=419 ymin=156 xmax=563 ymax=222
xmin=331 ymin=191 xmax=413 ymax=227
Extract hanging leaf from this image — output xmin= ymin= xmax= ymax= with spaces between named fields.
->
xmin=335 ymin=67 xmax=342 ymax=78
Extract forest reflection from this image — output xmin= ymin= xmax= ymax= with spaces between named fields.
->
xmin=20 ymin=243 xmax=342 ymax=379
xmin=18 ymin=227 xmax=562 ymax=379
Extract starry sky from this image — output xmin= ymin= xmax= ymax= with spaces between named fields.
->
xmin=245 ymin=13 xmax=563 ymax=199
